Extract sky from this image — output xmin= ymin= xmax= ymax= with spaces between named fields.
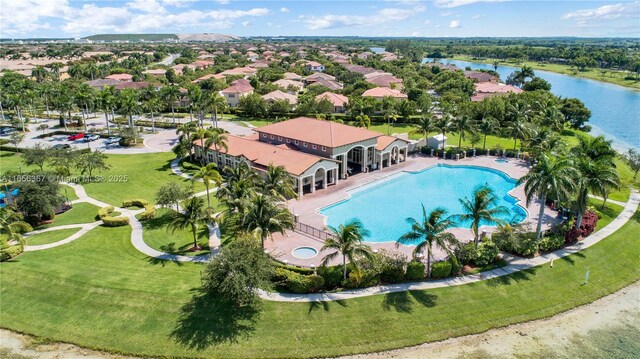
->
xmin=1 ymin=0 xmax=639 ymax=38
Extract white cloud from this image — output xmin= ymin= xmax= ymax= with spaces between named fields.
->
xmin=213 ymin=0 xmax=230 ymax=4
xmin=280 ymin=7 xmax=290 ymax=13
xmin=0 ymin=0 xmax=69 ymax=36
xmin=161 ymin=0 xmax=196 ymax=6
xmin=128 ymin=0 xmax=166 ymax=14
xmin=242 ymin=21 xmax=251 ymax=27
xmin=304 ymin=3 xmax=425 ymax=30
xmin=449 ymin=20 xmax=461 ymax=28
xmin=435 ymin=0 xmax=509 ymax=8
xmin=472 ymin=14 xmax=484 ymax=19
xmin=562 ymin=1 xmax=639 ymax=24
xmin=440 ymin=11 xmax=454 ymax=16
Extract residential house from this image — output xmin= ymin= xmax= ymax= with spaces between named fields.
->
xmin=261 ymin=90 xmax=298 ymax=106
xmin=143 ymin=69 xmax=167 ymax=77
xmin=315 ymin=92 xmax=349 ymax=113
xmin=304 ymin=60 xmax=325 ymax=72
xmin=471 ymin=82 xmax=523 ymax=102
xmin=105 ymin=73 xmax=133 ymax=82
xmin=84 ymin=78 xmax=121 ymax=90
xmin=273 ymin=79 xmax=304 ymax=93
xmin=464 ymin=70 xmax=498 ymax=83
xmin=220 ymin=83 xmax=254 ymax=107
xmin=361 ymin=87 xmax=408 ymax=101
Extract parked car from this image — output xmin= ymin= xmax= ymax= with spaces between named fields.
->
xmin=105 ymin=136 xmax=121 ymax=145
xmin=67 ymin=133 xmax=84 ymax=141
xmin=52 ymin=144 xmax=71 ymax=150
xmin=0 ymin=127 xmax=15 ymax=135
xmin=84 ymin=134 xmax=100 ymax=142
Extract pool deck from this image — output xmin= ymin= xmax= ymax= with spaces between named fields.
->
xmin=265 ymin=154 xmax=561 ymax=267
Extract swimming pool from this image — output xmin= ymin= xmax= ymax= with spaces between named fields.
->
xmin=320 ymin=165 xmax=527 ymax=244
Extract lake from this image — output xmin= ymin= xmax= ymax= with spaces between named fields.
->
xmin=423 ymin=58 xmax=640 ymax=150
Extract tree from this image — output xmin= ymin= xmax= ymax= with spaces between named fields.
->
xmin=435 ymin=112 xmax=454 ymax=148
xmin=560 ymin=98 xmax=591 ymax=131
xmin=155 ymin=182 xmax=193 ymax=212
xmin=97 ymin=86 xmax=117 ymax=135
xmin=625 ymin=149 xmax=640 ymax=181
xmin=397 ymin=206 xmax=458 ymax=278
xmin=0 ymin=207 xmax=33 ymax=257
xmin=75 ymin=150 xmax=111 ymax=178
xmin=354 ymin=114 xmax=371 ymax=128
xmin=201 ymin=237 xmax=274 ymax=306
xmin=506 ymin=102 xmax=531 ymax=150
xmin=452 ymin=114 xmax=476 ymax=149
xmin=22 ymin=144 xmax=50 ymax=171
xmin=117 ymin=88 xmax=141 ymax=133
xmin=572 ymin=134 xmax=617 ymax=163
xmin=518 ymin=154 xmax=578 ymax=240
xmin=204 ymin=129 xmax=228 ymax=167
xmin=238 ymin=194 xmax=294 ymax=248
xmin=238 ymin=93 xmax=268 ymax=118
xmin=208 ymin=92 xmax=228 ymax=128
xmin=144 ymin=96 xmax=162 ymax=132
xmin=410 ymin=115 xmax=435 ymax=139
xmin=36 ymin=123 xmax=49 ymax=133
xmin=574 ymin=159 xmax=619 ymax=228
xmin=192 ymin=163 xmax=222 ymax=209
xmin=167 ymin=196 xmax=210 ymax=250
xmin=8 ymin=132 xmax=24 ymax=150
xmin=15 ymin=173 xmax=65 ymax=224
xmin=165 ymin=68 xmax=176 ymax=84
xmin=262 ymin=165 xmax=296 ymax=200
xmin=523 ymin=77 xmax=551 ymax=92
xmin=31 ymin=66 xmax=47 ymax=83
xmin=48 ymin=147 xmax=74 ymax=175
xmin=161 ymin=85 xmax=181 ymax=124
xmin=454 ymin=186 xmax=509 ymax=249
xmin=478 ymin=115 xmax=497 ymax=149
xmin=321 ymin=219 xmax=373 ymax=280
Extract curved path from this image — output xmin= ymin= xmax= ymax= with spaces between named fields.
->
xmin=258 ymin=191 xmax=639 ymax=302
xmin=24 ymin=221 xmax=102 ymax=251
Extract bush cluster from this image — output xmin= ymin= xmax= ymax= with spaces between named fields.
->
xmin=102 ymin=216 xmax=130 ymax=227
xmin=492 ymin=225 xmax=538 ymax=257
xmin=539 ymin=234 xmax=566 ymax=252
xmin=0 ymin=245 xmax=23 ymax=261
xmin=405 ymin=261 xmax=426 ymax=281
xmin=98 ymin=206 xmax=114 ymax=218
xmin=565 ymin=210 xmax=599 ymax=242
xmin=457 ymin=239 xmax=501 ymax=266
xmin=430 ymin=261 xmax=452 ymax=278
xmin=273 ymin=267 xmax=324 ymax=294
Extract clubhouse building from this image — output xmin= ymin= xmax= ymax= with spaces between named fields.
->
xmin=194 ymin=117 xmax=409 ymax=197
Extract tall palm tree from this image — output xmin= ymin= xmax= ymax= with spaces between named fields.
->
xmin=477 ymin=115 xmax=497 ymax=149
xmin=454 ymin=186 xmax=509 ymax=248
xmin=321 ymin=219 xmax=373 ymax=280
xmin=97 ymin=86 xmax=117 ymax=135
xmin=506 ymin=102 xmax=531 ymax=150
xmin=6 ymin=94 xmax=26 ymax=131
xmin=85 ymin=62 xmax=99 ymax=81
xmin=518 ymin=153 xmax=578 ymax=240
xmin=239 ymin=194 xmax=294 ymax=248
xmin=74 ymin=84 xmax=95 ymax=132
xmin=435 ymin=112 xmax=454 ymax=149
xmin=192 ymin=163 xmax=222 ymax=209
xmin=452 ymin=114 xmax=476 ymax=149
xmin=161 ymin=85 xmax=181 ymax=125
xmin=35 ymin=82 xmax=54 ymax=117
xmin=572 ymin=135 xmax=617 ymax=163
xmin=410 ymin=115 xmax=435 ymax=139
xmin=0 ymin=207 xmax=33 ymax=249
xmin=144 ymin=97 xmax=162 ymax=132
xmin=166 ymin=196 xmax=209 ymax=250
xmin=204 ymin=129 xmax=228 ymax=167
xmin=574 ymin=159 xmax=619 ymax=228
xmin=263 ymin=165 xmax=296 ymax=200
xmin=176 ymin=122 xmax=197 ymax=160
xmin=117 ymin=88 xmax=141 ymax=140
xmin=31 ymin=66 xmax=47 ymax=83
xmin=208 ymin=92 xmax=228 ymax=128
xmin=192 ymin=128 xmax=213 ymax=164
xmin=397 ymin=206 xmax=458 ymax=277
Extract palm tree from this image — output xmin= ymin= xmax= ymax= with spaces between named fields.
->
xmin=144 ymin=97 xmax=162 ymax=132
xmin=192 ymin=163 xmax=222 ymax=209
xmin=35 ymin=82 xmax=54 ymax=117
xmin=574 ymin=159 xmax=619 ymax=228
xmin=478 ymin=115 xmax=497 ymax=149
xmin=204 ymin=129 xmax=228 ymax=167
xmin=192 ymin=128 xmax=213 ymax=164
xmin=6 ymin=94 xmax=26 ymax=132
xmin=263 ymin=165 xmax=296 ymax=200
xmin=97 ymin=87 xmax=117 ymax=135
xmin=176 ymin=122 xmax=197 ymax=160
xmin=161 ymin=85 xmax=181 ymax=125
xmin=452 ymin=114 xmax=476 ymax=149
xmin=506 ymin=102 xmax=531 ymax=150
xmin=117 ymin=88 xmax=141 ymax=137
xmin=321 ymin=219 xmax=373 ymax=280
xmin=410 ymin=115 xmax=435 ymax=139
xmin=166 ymin=196 xmax=209 ymax=251
xmin=454 ymin=186 xmax=509 ymax=249
xmin=31 ymin=66 xmax=47 ymax=83
xmin=0 ymin=207 xmax=33 ymax=249
xmin=208 ymin=92 xmax=228 ymax=128
xmin=397 ymin=206 xmax=458 ymax=277
xmin=518 ymin=153 xmax=578 ymax=240
xmin=239 ymin=194 xmax=294 ymax=248
xmin=74 ymin=84 xmax=94 ymax=132
xmin=435 ymin=112 xmax=454 ymax=149
xmin=572 ymin=135 xmax=617 ymax=163
xmin=354 ymin=114 xmax=371 ymax=128
xmin=85 ymin=62 xmax=99 ymax=81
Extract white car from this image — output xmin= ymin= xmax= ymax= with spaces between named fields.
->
xmin=84 ymin=134 xmax=100 ymax=142
xmin=105 ymin=136 xmax=121 ymax=145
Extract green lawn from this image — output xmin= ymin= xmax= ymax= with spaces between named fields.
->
xmin=27 ymin=228 xmax=80 ymax=246
xmin=450 ymin=55 xmax=640 ymax=90
xmin=588 ymin=198 xmax=625 ymax=230
xmin=142 ymin=208 xmax=211 ymax=257
xmin=1 ymin=207 xmax=638 ymax=358
xmin=60 ymin=184 xmax=78 ymax=201
xmin=37 ymin=202 xmax=100 ymax=229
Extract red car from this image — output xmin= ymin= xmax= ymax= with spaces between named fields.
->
xmin=67 ymin=133 xmax=85 ymax=141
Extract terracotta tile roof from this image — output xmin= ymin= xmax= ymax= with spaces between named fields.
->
xmin=315 ymin=92 xmax=348 ymax=107
xmin=361 ymin=87 xmax=407 ymax=99
xmin=221 ymin=83 xmax=254 ymax=94
xmin=199 ymin=135 xmax=333 ymax=176
xmin=261 ymin=90 xmax=298 ymax=105
xmin=283 ymin=72 xmax=303 ymax=80
xmin=365 ymin=74 xmax=403 ymax=88
xmin=274 ymin=79 xmax=303 ymax=91
xmin=309 ymin=78 xmax=343 ymax=91
xmin=376 ymin=135 xmax=409 ymax=151
xmin=114 ymin=81 xmax=152 ymax=90
xmin=231 ymin=78 xmax=251 ymax=86
xmin=219 ymin=66 xmax=256 ymax=76
xmin=191 ymin=73 xmax=217 ymax=83
xmin=475 ymin=82 xmax=523 ymax=94
xmin=105 ymin=73 xmax=133 ymax=81
xmin=305 ymin=72 xmax=335 ymax=82
xmin=256 ymin=117 xmax=381 ymax=148
xmin=464 ymin=70 xmax=498 ymax=83
xmin=85 ymin=78 xmax=120 ymax=88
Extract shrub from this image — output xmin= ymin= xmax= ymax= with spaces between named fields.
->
xmin=139 ymin=204 xmax=156 ymax=221
xmin=539 ymin=234 xmax=565 ymax=252
xmin=318 ymin=266 xmax=343 ymax=289
xmin=279 ymin=264 xmax=314 ymax=275
xmin=343 ymin=268 xmax=379 ymax=289
xmin=380 ymin=265 xmax=405 ymax=284
xmin=0 ymin=245 xmax=23 ymax=261
xmin=430 ymin=261 xmax=452 ymax=278
xmin=102 ymin=216 xmax=130 ymax=227
xmin=122 ymin=199 xmax=150 ymax=207
xmin=98 ymin=206 xmax=114 ymax=219
xmin=474 ymin=240 xmax=499 ymax=266
xmin=274 ymin=267 xmax=325 ymax=293
xmin=457 ymin=242 xmax=477 ymax=265
xmin=405 ymin=261 xmax=426 ymax=281
xmin=493 ymin=224 xmax=538 ymax=257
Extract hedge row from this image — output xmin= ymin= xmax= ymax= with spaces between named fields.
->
xmin=98 ymin=206 xmax=114 ymax=219
xmin=123 ymin=199 xmax=156 ymax=221
xmin=102 ymin=216 xmax=130 ymax=227
xmin=0 ymin=245 xmax=23 ymax=262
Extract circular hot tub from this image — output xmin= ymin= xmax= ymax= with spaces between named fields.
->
xmin=291 ymin=246 xmax=318 ymax=259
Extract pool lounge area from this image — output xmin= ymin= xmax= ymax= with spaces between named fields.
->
xmin=265 ymin=154 xmax=562 ymax=267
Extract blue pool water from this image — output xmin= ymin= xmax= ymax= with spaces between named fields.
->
xmin=292 ymin=246 xmax=318 ymax=259
xmin=423 ymin=58 xmax=640 ymax=150
xmin=320 ymin=165 xmax=527 ymax=244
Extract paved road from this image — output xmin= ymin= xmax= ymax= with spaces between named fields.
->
xmin=157 ymin=53 xmax=180 ymax=66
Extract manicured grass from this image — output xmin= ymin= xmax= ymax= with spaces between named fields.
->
xmin=0 ymin=151 xmax=205 ymax=205
xmin=1 ymin=207 xmax=638 ymax=358
xmin=26 ymin=228 xmax=80 ymax=246
xmin=60 ymin=184 xmax=78 ymax=201
xmin=588 ymin=198 xmax=625 ymax=231
xmin=451 ymin=55 xmax=640 ymax=90
xmin=37 ymin=202 xmax=100 ymax=229
xmin=142 ymin=208 xmax=210 ymax=257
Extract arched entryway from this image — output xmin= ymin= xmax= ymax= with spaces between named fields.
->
xmin=390 ymin=146 xmax=399 ymax=165
xmin=314 ymin=167 xmax=326 ymax=191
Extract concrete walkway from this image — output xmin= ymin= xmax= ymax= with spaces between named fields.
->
xmin=257 ymin=190 xmax=639 ymax=302
xmin=24 ymin=221 xmax=102 ymax=251
xmin=588 ymin=194 xmax=627 ymax=207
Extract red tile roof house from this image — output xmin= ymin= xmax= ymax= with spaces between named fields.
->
xmin=471 ymin=82 xmax=523 ymax=102
xmin=304 ymin=72 xmax=336 ymax=85
xmin=143 ymin=69 xmax=167 ymax=77
xmin=309 ymin=78 xmax=343 ymax=91
xmin=104 ymin=73 xmax=133 ymax=82
xmin=315 ymin=92 xmax=349 ymax=113
xmin=193 ymin=117 xmax=409 ymax=197
xmin=303 ymin=60 xmax=325 ymax=72
xmin=365 ymin=72 xmax=404 ymax=89
xmin=261 ymin=90 xmax=298 ymax=106
xmin=464 ymin=70 xmax=498 ymax=83
xmin=84 ymin=78 xmax=121 ymax=90
xmin=220 ymin=83 xmax=254 ymax=107
xmin=114 ymin=81 xmax=159 ymax=91
xmin=273 ymin=79 xmax=304 ymax=93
